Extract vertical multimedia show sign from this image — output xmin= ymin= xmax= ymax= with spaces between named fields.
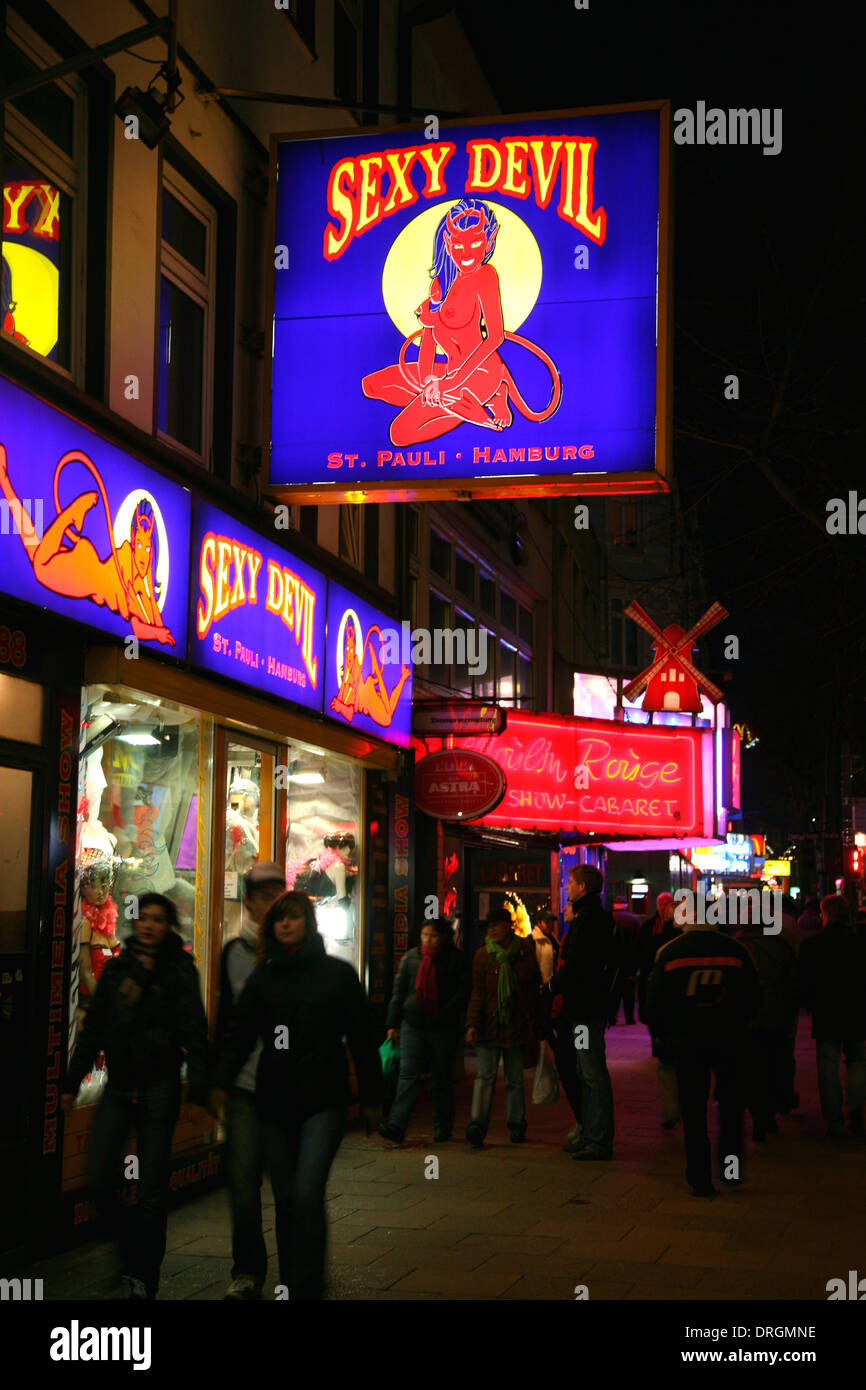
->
xmin=190 ymin=501 xmax=326 ymax=712
xmin=267 ymin=102 xmax=671 ymax=502
xmin=325 ymin=580 xmax=413 ymax=748
xmin=0 ymin=374 xmax=190 ymax=653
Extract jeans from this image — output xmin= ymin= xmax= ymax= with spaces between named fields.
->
xmin=573 ymin=1019 xmax=614 ymax=1153
xmin=225 ymin=1087 xmax=267 ymax=1285
xmin=674 ymin=1047 xmax=744 ymax=1190
xmin=815 ymin=1039 xmax=866 ymax=1130
xmin=260 ymin=1106 xmax=346 ymax=1299
xmin=470 ymin=1044 xmax=526 ymax=1135
xmin=88 ymin=1077 xmax=181 ymax=1298
xmin=552 ymin=1018 xmax=583 ymax=1124
xmin=387 ymin=1021 xmax=459 ymax=1137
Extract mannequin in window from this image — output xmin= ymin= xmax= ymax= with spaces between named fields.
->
xmin=227 ymin=778 xmax=260 ymax=875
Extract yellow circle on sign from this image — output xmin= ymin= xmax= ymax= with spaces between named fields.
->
xmin=2 ymin=243 xmax=59 ymax=357
xmin=381 ymin=201 xmax=543 ymax=343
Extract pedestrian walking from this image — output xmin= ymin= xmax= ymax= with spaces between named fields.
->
xmin=465 ymin=908 xmax=541 ymax=1147
xmin=797 ymin=898 xmax=822 ymax=941
xmin=646 ymin=900 xmax=761 ymax=1197
xmin=637 ymin=892 xmax=682 ymax=1126
xmin=378 ymin=917 xmax=470 ymax=1144
xmin=735 ymin=909 xmax=799 ymax=1140
xmin=610 ymin=898 xmax=641 ymax=1025
xmin=552 ymin=864 xmax=619 ymax=1161
xmin=213 ymin=890 xmax=381 ymax=1299
xmin=60 ymin=893 xmax=212 ymax=1300
xmin=214 ymin=861 xmax=286 ymax=1300
xmin=798 ymin=894 xmax=866 ymax=1140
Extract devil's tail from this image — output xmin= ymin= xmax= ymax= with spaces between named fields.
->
xmin=501 ymin=331 xmax=562 ymax=422
xmin=52 ymin=449 xmax=128 ymax=600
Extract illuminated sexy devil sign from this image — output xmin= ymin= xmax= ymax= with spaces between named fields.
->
xmin=362 ymin=198 xmax=561 ymax=446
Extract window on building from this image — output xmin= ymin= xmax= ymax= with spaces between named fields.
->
xmin=455 ymin=551 xmax=474 ymax=600
xmin=609 ymin=500 xmax=640 ymax=549
xmin=518 ymin=602 xmax=533 ymax=645
xmin=480 ymin=571 xmax=496 ymax=617
xmin=430 ymin=529 xmax=451 ymax=580
xmin=452 ymin=607 xmax=474 ymax=696
xmin=473 ymin=629 xmax=495 ymax=701
xmin=408 ymin=505 xmax=420 ymax=558
xmin=2 ymin=27 xmax=85 ymax=374
xmin=500 ymin=591 xmax=516 ymax=634
xmin=609 ymin=597 xmax=639 ymax=668
xmin=429 ymin=590 xmax=451 ymax=687
xmin=517 ymin=653 xmax=532 ymax=708
xmin=498 ymin=641 xmax=517 ymax=705
xmin=339 ymin=504 xmax=361 ymax=568
xmin=364 ymin=505 xmax=379 ymax=583
xmin=158 ymin=166 xmax=216 ymax=460
xmin=285 ymin=0 xmax=315 ymax=50
xmin=334 ymin=0 xmax=361 ymax=106
xmin=299 ymin=506 xmax=317 ymax=541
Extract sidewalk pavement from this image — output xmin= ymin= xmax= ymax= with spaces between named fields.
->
xmin=19 ymin=1016 xmax=866 ymax=1300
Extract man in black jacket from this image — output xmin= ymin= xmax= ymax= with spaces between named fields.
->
xmin=646 ymin=898 xmax=761 ymax=1197
xmin=61 ymin=893 xmax=211 ymax=1300
xmin=552 ymin=864 xmax=620 ymax=1161
xmin=799 ymin=894 xmax=866 ymax=1139
xmin=214 ymin=861 xmax=286 ymax=1300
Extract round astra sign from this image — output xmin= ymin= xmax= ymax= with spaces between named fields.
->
xmin=414 ymin=749 xmax=506 ymax=821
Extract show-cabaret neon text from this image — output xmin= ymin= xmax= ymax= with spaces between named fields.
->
xmin=323 ymin=135 xmax=607 ymax=260
xmin=196 ymin=532 xmax=319 ymax=685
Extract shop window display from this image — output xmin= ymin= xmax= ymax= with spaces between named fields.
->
xmin=285 ymin=750 xmax=361 ymax=970
xmin=223 ymin=746 xmax=264 ymax=943
xmin=70 ymin=685 xmax=212 ymax=1103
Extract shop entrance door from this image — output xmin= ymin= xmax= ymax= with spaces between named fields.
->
xmin=217 ymin=732 xmax=278 ymax=947
xmin=0 ymin=675 xmax=47 ymax=1250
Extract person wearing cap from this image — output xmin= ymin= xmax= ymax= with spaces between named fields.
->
xmin=214 ymin=861 xmax=286 ymax=1300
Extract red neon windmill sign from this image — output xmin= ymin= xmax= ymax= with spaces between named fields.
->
xmin=623 ymin=601 xmax=728 ymax=713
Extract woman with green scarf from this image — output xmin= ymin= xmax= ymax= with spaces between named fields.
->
xmin=465 ymin=907 xmax=542 ymax=1147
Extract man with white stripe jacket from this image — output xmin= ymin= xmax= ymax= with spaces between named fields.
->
xmin=646 ymin=899 xmax=761 ymax=1197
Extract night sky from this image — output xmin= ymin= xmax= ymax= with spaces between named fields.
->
xmin=457 ymin=0 xmax=863 ymax=848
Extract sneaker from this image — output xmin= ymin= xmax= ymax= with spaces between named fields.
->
xmin=509 ymin=1127 xmax=527 ymax=1144
xmin=223 ymin=1275 xmax=262 ymax=1301
xmin=466 ymin=1122 xmax=485 ymax=1148
xmin=432 ymin=1129 xmax=452 ymax=1143
xmin=572 ymin=1148 xmax=612 ymax=1161
xmin=121 ymin=1275 xmax=149 ymax=1301
xmin=562 ymin=1134 xmax=584 ymax=1153
xmin=377 ymin=1122 xmax=404 ymax=1144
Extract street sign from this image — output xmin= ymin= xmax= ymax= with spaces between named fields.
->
xmin=412 ymin=700 xmax=506 ymax=736
xmin=415 ymin=749 xmax=507 ymax=821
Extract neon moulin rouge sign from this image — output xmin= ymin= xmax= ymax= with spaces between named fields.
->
xmin=268 ymin=104 xmax=669 ymax=502
xmin=451 ymin=711 xmax=707 ymax=836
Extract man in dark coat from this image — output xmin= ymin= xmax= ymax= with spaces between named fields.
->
xmin=61 ymin=893 xmax=211 ymax=1300
xmin=646 ymin=900 xmax=761 ymax=1196
xmin=610 ymin=898 xmax=642 ymax=1024
xmin=736 ymin=910 xmax=799 ymax=1140
xmin=553 ymin=864 xmax=621 ymax=1161
xmin=465 ymin=908 xmax=540 ymax=1147
xmin=799 ymin=894 xmax=866 ymax=1138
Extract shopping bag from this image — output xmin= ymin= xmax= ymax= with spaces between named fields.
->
xmin=379 ymin=1037 xmax=401 ymax=1116
xmin=531 ymin=1040 xmax=559 ymax=1106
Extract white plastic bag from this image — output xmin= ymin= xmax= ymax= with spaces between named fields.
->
xmin=531 ymin=1040 xmax=559 ymax=1106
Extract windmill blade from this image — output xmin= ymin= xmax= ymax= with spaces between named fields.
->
xmin=675 ymin=651 xmax=725 ymax=704
xmin=680 ymin=602 xmax=729 ymax=649
xmin=623 ymin=600 xmax=664 ymax=643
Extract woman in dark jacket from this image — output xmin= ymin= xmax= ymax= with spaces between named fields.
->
xmin=60 ymin=892 xmax=211 ymax=1301
xmin=379 ymin=918 xmax=470 ymax=1144
xmin=213 ymin=890 xmax=382 ymax=1300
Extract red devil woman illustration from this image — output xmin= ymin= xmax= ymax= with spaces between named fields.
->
xmin=0 ymin=444 xmax=176 ymax=645
xmin=330 ymin=614 xmax=410 ymax=728
xmin=362 ymin=199 xmax=561 ymax=446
